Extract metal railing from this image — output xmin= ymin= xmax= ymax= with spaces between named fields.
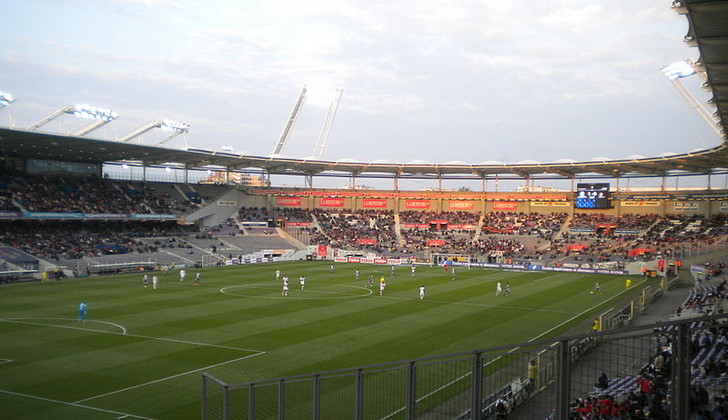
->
xmin=202 ymin=313 xmax=728 ymax=419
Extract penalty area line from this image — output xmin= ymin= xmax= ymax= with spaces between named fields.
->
xmin=74 ymin=350 xmax=266 ymax=404
xmin=0 ymin=389 xmax=157 ymax=420
xmin=0 ymin=318 xmax=127 ymax=335
xmin=0 ymin=318 xmax=264 ymax=353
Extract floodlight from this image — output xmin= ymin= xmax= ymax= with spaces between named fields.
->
xmin=661 ymin=60 xmax=696 ymax=80
xmin=72 ymin=104 xmax=119 ymax=122
xmin=662 ymin=59 xmax=722 ymax=139
xmin=160 ymin=119 xmax=189 ymax=133
xmin=29 ymin=103 xmax=119 ymax=133
xmin=0 ymin=91 xmax=15 ymax=107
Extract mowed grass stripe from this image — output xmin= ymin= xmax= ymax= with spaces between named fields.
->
xmin=0 ymin=262 xmax=650 ymax=419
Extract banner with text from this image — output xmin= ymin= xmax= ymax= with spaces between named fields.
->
xmin=673 ymin=202 xmax=700 ymax=212
xmin=621 ymin=201 xmax=661 ymax=207
xmin=405 ymin=200 xmax=431 ymax=209
xmin=277 ymin=197 xmax=302 ymax=206
xmin=448 ymin=201 xmax=475 ymax=210
xmin=492 ymin=201 xmax=519 ymax=211
xmin=362 ymin=198 xmax=388 ymax=208
xmin=285 ymin=221 xmax=311 ymax=227
xmin=531 ymin=201 xmax=570 ymax=207
xmin=320 ymin=197 xmax=345 ymax=207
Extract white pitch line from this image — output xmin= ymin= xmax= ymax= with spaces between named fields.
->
xmin=122 ymin=332 xmax=264 ymax=353
xmin=0 ymin=318 xmax=127 ymax=334
xmin=0 ymin=389 xmax=157 ymax=420
xmin=375 ymin=295 xmax=577 ymax=315
xmin=0 ymin=318 xmax=264 ymax=353
xmin=378 ymin=281 xmax=645 ymax=420
xmin=74 ymin=351 xmax=266 ymax=404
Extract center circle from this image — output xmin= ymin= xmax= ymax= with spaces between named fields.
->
xmin=220 ymin=283 xmax=373 ymax=299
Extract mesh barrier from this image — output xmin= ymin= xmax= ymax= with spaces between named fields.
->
xmin=203 ymin=314 xmax=728 ymax=420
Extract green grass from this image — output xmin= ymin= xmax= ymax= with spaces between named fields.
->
xmin=0 ymin=261 xmax=653 ymax=419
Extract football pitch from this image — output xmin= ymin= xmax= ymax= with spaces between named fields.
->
xmin=0 ymin=261 xmax=651 ymax=419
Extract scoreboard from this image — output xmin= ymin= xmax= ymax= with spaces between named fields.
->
xmin=575 ymin=183 xmax=610 ymax=209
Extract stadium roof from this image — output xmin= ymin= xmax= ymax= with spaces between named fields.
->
xmin=0 ymin=0 xmax=727 ymax=182
xmin=679 ymin=0 xmax=728 ymax=137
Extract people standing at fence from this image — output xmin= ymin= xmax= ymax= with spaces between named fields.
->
xmin=494 ymin=397 xmax=508 ymax=419
xmin=591 ymin=318 xmax=600 ymax=333
xmin=527 ymin=360 xmax=538 ymax=392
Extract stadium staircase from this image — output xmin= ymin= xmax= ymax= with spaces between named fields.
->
xmin=393 ymin=212 xmax=405 ymax=247
xmin=173 ymin=183 xmax=194 ymax=204
xmin=277 ymin=227 xmax=308 ymax=250
xmin=471 ymin=211 xmax=486 ymax=242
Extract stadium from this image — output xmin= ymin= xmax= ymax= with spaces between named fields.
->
xmin=2 ymin=1 xmax=728 ymax=419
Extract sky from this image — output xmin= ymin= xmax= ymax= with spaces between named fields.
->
xmin=0 ymin=0 xmax=723 ymax=189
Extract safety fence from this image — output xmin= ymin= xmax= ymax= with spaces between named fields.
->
xmin=203 ymin=313 xmax=727 ymax=419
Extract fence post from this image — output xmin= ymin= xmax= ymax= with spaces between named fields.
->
xmin=672 ymin=323 xmax=691 ymax=419
xmin=355 ymin=369 xmax=364 ymax=420
xmin=470 ymin=351 xmax=483 ymax=419
xmin=249 ymin=383 xmax=256 ymax=420
xmin=556 ymin=339 xmax=571 ymax=420
xmin=201 ymin=374 xmax=208 ymax=420
xmin=278 ymin=379 xmax=285 ymax=420
xmin=406 ymin=361 xmax=416 ymax=420
xmin=222 ymin=385 xmax=229 ymax=420
xmin=313 ymin=374 xmax=321 ymax=420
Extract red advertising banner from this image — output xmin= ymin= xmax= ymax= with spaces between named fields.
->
xmin=317 ymin=245 xmax=328 ymax=257
xmin=448 ymin=201 xmax=474 ymax=210
xmin=319 ymin=197 xmax=345 ymax=207
xmin=403 ymin=223 xmax=429 ymax=229
xmin=277 ymin=197 xmax=301 ymax=206
xmin=357 ymin=238 xmax=377 ymax=245
xmin=448 ymin=224 xmax=476 ymax=230
xmin=254 ymin=189 xmax=568 ymax=201
xmin=362 ymin=199 xmax=388 ymax=208
xmin=286 ymin=221 xmax=311 ymax=227
xmin=427 ymin=239 xmax=445 ymax=246
xmin=492 ymin=201 xmax=519 ymax=210
xmin=406 ymin=200 xmax=431 ymax=209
